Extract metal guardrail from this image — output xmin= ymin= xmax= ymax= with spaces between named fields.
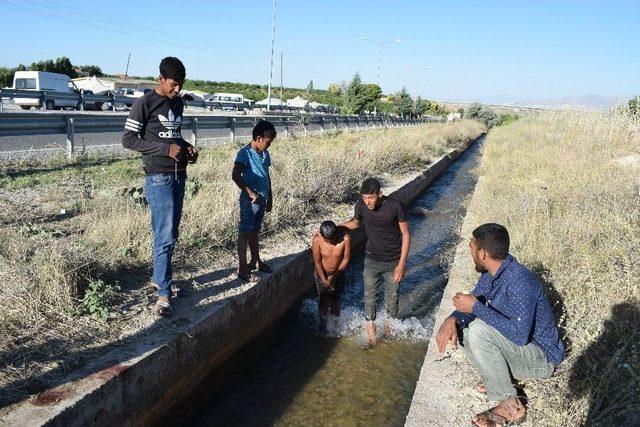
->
xmin=0 ymin=88 xmax=338 ymax=113
xmin=0 ymin=112 xmax=435 ymax=158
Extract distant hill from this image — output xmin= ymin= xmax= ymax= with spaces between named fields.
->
xmin=513 ymin=94 xmax=630 ymax=111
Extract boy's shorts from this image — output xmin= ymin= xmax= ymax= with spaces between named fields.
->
xmin=239 ymin=193 xmax=266 ymax=233
xmin=314 ymin=272 xmax=346 ymax=297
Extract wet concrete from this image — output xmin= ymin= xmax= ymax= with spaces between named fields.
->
xmin=169 ymin=140 xmax=484 ymax=426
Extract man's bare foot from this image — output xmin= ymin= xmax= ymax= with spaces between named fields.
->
xmin=366 ymin=321 xmax=377 ymax=346
xmin=476 ymin=382 xmax=487 ymax=394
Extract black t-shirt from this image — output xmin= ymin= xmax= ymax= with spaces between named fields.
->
xmin=354 ymin=196 xmax=407 ymax=262
xmin=122 ymin=90 xmax=191 ymax=174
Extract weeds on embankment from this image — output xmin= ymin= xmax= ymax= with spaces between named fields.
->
xmin=469 ymin=111 xmax=640 ymax=425
xmin=0 ymin=121 xmax=484 ymax=406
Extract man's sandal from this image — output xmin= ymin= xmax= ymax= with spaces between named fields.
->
xmin=471 ymin=396 xmax=526 ymax=427
xmin=248 ymin=260 xmax=273 ymax=273
xmin=238 ymin=271 xmax=261 ymax=284
xmin=151 ymin=284 xmax=187 ymax=297
xmin=155 ymin=300 xmax=173 ymax=317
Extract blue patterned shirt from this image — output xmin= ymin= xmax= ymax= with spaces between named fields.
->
xmin=234 ymin=144 xmax=271 ymax=201
xmin=451 ymin=255 xmax=565 ymax=364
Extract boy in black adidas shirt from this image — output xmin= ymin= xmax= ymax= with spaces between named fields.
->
xmin=122 ymin=57 xmax=197 ymax=317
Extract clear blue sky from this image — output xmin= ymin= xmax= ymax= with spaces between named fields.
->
xmin=2 ymin=0 xmax=639 ymax=103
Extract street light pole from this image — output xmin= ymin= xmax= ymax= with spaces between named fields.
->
xmin=266 ymin=0 xmax=277 ymax=111
xmin=362 ymin=36 xmax=402 ymax=87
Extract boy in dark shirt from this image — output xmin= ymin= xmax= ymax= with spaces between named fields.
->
xmin=342 ymin=178 xmax=411 ymax=346
xmin=122 ymin=57 xmax=198 ymax=317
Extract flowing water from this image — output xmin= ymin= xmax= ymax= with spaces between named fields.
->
xmin=170 ymin=140 xmax=483 ymax=426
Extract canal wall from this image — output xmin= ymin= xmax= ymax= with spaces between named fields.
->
xmin=405 ymin=174 xmax=490 ymax=426
xmin=2 ymin=135 xmax=484 ymax=427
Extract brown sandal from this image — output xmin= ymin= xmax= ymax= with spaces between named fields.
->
xmin=472 ymin=396 xmax=526 ymax=426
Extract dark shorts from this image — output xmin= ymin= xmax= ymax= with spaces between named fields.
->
xmin=239 ymin=193 xmax=266 ymax=233
xmin=314 ymin=272 xmax=346 ymax=297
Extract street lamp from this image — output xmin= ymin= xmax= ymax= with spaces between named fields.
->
xmin=405 ymin=65 xmax=432 ymax=97
xmin=361 ymin=36 xmax=402 ymax=87
xmin=266 ymin=0 xmax=277 ymax=111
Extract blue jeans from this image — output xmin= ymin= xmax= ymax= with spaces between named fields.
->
xmin=144 ymin=172 xmax=186 ymax=298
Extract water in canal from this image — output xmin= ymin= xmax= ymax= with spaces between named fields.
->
xmin=172 ymin=140 xmax=483 ymax=426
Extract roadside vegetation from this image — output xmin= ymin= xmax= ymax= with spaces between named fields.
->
xmin=463 ymin=102 xmax=520 ymax=128
xmin=0 ymin=121 xmax=484 ymax=407
xmin=465 ymin=111 xmax=639 ymax=424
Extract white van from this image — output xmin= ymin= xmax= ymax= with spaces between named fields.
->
xmin=206 ymin=92 xmax=245 ymax=111
xmin=13 ymin=71 xmax=78 ymax=110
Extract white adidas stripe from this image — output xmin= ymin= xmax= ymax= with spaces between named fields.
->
xmin=124 ymin=125 xmax=140 ymax=132
xmin=126 ymin=121 xmax=142 ymax=129
xmin=126 ymin=118 xmax=142 ymax=126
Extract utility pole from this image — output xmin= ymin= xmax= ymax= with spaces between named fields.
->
xmin=280 ymin=51 xmax=283 ymax=107
xmin=266 ymin=0 xmax=277 ymax=111
xmin=125 ymin=53 xmax=131 ymax=79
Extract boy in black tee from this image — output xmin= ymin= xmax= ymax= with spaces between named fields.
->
xmin=342 ymin=178 xmax=411 ymax=346
xmin=122 ymin=57 xmax=197 ymax=317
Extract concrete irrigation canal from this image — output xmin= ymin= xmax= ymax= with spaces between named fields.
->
xmin=3 ymin=135 xmax=484 ymax=426
xmin=165 ymin=140 xmax=484 ymax=426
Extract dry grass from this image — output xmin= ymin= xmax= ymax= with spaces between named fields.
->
xmin=466 ymin=111 xmax=640 ymax=425
xmin=0 ymin=121 xmax=484 ymax=407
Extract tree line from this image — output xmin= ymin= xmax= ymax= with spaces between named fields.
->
xmin=0 ymin=56 xmax=103 ymax=88
xmin=1 ymin=57 xmax=448 ymax=117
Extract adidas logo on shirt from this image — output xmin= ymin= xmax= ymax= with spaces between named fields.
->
xmin=158 ymin=109 xmax=182 ymax=138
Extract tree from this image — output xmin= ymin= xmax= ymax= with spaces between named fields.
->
xmin=414 ymin=96 xmax=428 ymax=117
xmin=360 ymin=83 xmax=382 ymax=112
xmin=629 ymin=96 xmax=639 ymax=116
xmin=327 ymin=83 xmax=342 ymax=106
xmin=465 ymin=102 xmax=498 ymax=127
xmin=0 ymin=64 xmax=27 ymax=88
xmin=342 ymin=73 xmax=364 ymax=114
xmin=29 ymin=56 xmax=77 ymax=78
xmin=394 ymin=87 xmax=414 ymax=118
xmin=465 ymin=102 xmax=483 ymax=119
xmin=78 ymin=65 xmax=103 ymax=77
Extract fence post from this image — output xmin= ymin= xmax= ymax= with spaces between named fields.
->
xmin=66 ymin=117 xmax=75 ymax=159
xmin=320 ymin=117 xmax=325 ymax=133
xmin=303 ymin=118 xmax=308 ymax=137
xmin=111 ymin=94 xmax=116 ymax=112
xmin=80 ymin=91 xmax=85 ymax=111
xmin=191 ymin=117 xmax=199 ymax=147
xmin=334 ymin=117 xmax=338 ymax=131
xmin=355 ymin=117 xmax=360 ymax=131
xmin=284 ymin=118 xmax=289 ymax=138
xmin=0 ymin=90 xmax=3 ymax=112
xmin=230 ymin=117 xmax=236 ymax=143
xmin=345 ymin=117 xmax=350 ymax=132
xmin=42 ymin=92 xmax=48 ymax=110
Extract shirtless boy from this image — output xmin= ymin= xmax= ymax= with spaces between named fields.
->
xmin=311 ymin=221 xmax=351 ymax=331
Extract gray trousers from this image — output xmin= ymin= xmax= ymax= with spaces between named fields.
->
xmin=462 ymin=319 xmax=555 ymax=401
xmin=363 ymin=257 xmax=399 ymax=321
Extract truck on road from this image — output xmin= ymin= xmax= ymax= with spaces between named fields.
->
xmin=12 ymin=71 xmax=78 ymax=110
